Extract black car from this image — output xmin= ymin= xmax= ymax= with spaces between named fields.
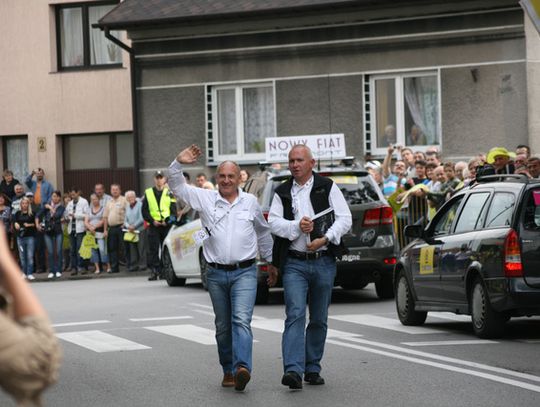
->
xmin=395 ymin=174 xmax=540 ymax=338
xmin=255 ymin=167 xmax=397 ymax=304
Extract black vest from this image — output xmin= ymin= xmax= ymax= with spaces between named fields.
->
xmin=271 ymin=173 xmax=348 ymax=268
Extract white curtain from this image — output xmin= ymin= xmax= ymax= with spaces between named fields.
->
xmin=89 ymin=5 xmax=122 ymax=65
xmin=60 ymin=8 xmax=83 ymax=67
xmin=6 ymin=138 xmax=28 ymax=183
xmin=404 ymin=76 xmax=439 ymax=145
xmin=243 ymin=87 xmax=274 ymax=154
xmin=217 ymin=89 xmax=237 ymax=155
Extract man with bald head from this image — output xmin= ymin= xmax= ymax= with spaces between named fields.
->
xmin=169 ymin=145 xmax=277 ymax=392
xmin=269 ymin=144 xmax=352 ymax=389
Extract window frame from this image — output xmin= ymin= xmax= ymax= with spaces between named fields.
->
xmin=210 ymin=82 xmax=276 ymax=163
xmin=55 ymin=1 xmax=122 ymax=71
xmin=368 ymin=70 xmax=442 ymax=156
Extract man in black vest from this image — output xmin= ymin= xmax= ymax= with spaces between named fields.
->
xmin=268 ymin=145 xmax=352 ymax=389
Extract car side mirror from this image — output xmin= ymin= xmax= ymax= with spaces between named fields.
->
xmin=404 ymin=224 xmax=424 ymax=239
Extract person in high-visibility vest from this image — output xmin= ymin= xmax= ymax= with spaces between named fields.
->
xmin=141 ymin=170 xmax=177 ymax=281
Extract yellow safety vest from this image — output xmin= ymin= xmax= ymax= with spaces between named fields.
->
xmin=145 ymin=187 xmax=173 ymax=221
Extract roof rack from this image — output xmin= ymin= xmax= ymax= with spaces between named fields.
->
xmin=475 ymin=174 xmax=530 ymax=184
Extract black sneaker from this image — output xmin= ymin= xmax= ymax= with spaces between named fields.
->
xmin=281 ymin=372 xmax=303 ymax=389
xmin=304 ymin=372 xmax=325 ymax=385
xmin=148 ymin=273 xmax=158 ymax=281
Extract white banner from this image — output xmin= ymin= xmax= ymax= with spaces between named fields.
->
xmin=265 ymin=134 xmax=346 ymax=163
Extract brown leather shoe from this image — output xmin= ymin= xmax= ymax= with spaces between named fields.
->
xmin=221 ymin=372 xmax=234 ymax=388
xmin=234 ymin=366 xmax=251 ymax=391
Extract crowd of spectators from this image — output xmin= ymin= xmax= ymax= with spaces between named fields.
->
xmin=0 ymin=167 xmax=212 ymax=281
xmin=364 ymin=143 xmax=540 ymax=247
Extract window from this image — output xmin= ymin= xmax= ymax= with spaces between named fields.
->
xmin=63 ymin=133 xmax=133 ymax=170
xmin=432 ymin=197 xmax=463 ymax=236
xmin=485 ymin=193 xmax=515 ymax=228
xmin=210 ymin=83 xmax=275 ymax=161
xmin=523 ymin=189 xmax=540 ymax=230
xmin=2 ymin=136 xmax=28 ymax=182
xmin=454 ymin=193 xmax=490 ymax=233
xmin=56 ymin=2 xmax=122 ymax=70
xmin=369 ymin=72 xmax=440 ymax=154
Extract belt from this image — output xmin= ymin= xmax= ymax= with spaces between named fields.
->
xmin=288 ymin=250 xmax=331 ymax=261
xmin=208 ymin=258 xmax=256 ymax=271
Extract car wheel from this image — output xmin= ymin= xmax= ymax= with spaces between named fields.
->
xmin=199 ymin=250 xmax=208 ymax=291
xmin=340 ymin=282 xmax=368 ymax=290
xmin=375 ymin=274 xmax=395 ymax=299
xmin=163 ymin=248 xmax=186 ymax=287
xmin=255 ymin=283 xmax=269 ymax=305
xmin=470 ymin=278 xmax=507 ymax=338
xmin=395 ymin=272 xmax=427 ymax=326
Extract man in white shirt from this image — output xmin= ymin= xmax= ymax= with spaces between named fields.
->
xmin=168 ymin=144 xmax=277 ymax=392
xmin=63 ymin=187 xmax=89 ymax=275
xmin=268 ymin=145 xmax=352 ymax=389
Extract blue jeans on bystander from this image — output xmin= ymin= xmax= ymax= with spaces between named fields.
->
xmin=282 ymin=255 xmax=336 ymax=375
xmin=206 ymin=264 xmax=257 ymax=374
xmin=18 ymin=236 xmax=35 ymax=277
xmin=44 ymin=233 xmax=63 ymax=274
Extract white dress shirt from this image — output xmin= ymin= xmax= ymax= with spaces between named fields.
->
xmin=168 ymin=159 xmax=273 ymax=265
xmin=268 ymin=175 xmax=352 ymax=252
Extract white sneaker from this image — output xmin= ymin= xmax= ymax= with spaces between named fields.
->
xmin=48 ymin=272 xmax=54 ymax=279
xmin=55 ymin=272 xmax=62 ymax=278
xmin=27 ymin=275 xmax=36 ymax=281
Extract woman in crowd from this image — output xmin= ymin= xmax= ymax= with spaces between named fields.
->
xmin=13 ymin=197 xmax=36 ymax=280
xmin=84 ymin=193 xmax=110 ymax=274
xmin=62 ymin=193 xmax=71 ymax=272
xmin=0 ymin=193 xmax=11 ymax=233
xmin=239 ymin=169 xmax=250 ymax=190
xmin=123 ymin=190 xmax=144 ymax=272
xmin=39 ymin=191 xmax=65 ymax=279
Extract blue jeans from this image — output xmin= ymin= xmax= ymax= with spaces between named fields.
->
xmin=18 ymin=236 xmax=35 ymax=276
xmin=69 ymin=232 xmax=84 ymax=271
xmin=206 ymin=264 xmax=257 ymax=374
xmin=91 ymin=237 xmax=108 ymax=264
xmin=282 ymin=256 xmax=336 ymax=375
xmin=44 ymin=233 xmax=63 ymax=274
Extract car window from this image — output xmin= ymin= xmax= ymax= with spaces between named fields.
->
xmin=432 ymin=196 xmax=463 ymax=236
xmin=328 ymin=175 xmax=380 ymax=205
xmin=485 ymin=192 xmax=515 ymax=228
xmin=523 ymin=189 xmax=540 ymax=230
xmin=454 ymin=192 xmax=490 ymax=233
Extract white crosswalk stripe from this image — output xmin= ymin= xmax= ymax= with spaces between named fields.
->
xmin=251 ymin=318 xmax=362 ymax=339
xmin=145 ymin=324 xmax=217 ymax=345
xmin=329 ymin=314 xmax=445 ymax=334
xmin=57 ymin=330 xmax=151 ymax=353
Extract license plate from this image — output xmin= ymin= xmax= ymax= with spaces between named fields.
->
xmin=339 ymin=253 xmax=361 ymax=262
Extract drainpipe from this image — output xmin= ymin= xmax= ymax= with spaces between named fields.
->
xmin=103 ymin=28 xmax=141 ymax=195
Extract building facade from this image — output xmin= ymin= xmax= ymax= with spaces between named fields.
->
xmin=0 ymin=0 xmax=134 ymax=195
xmin=96 ymin=0 xmax=540 ymax=188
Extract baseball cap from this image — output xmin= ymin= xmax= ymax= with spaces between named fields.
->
xmin=25 ymin=191 xmax=34 ymax=197
xmin=154 ymin=170 xmax=165 ymax=178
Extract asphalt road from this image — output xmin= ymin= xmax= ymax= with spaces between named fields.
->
xmin=2 ymin=277 xmax=540 ymax=407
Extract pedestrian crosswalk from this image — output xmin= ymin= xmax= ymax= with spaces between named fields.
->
xmin=53 ymin=312 xmax=536 ymax=354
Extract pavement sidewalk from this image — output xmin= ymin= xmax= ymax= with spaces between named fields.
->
xmin=29 ymin=266 xmax=150 ymax=283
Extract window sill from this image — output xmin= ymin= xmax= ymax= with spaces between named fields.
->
xmin=51 ymin=64 xmax=125 ymax=74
